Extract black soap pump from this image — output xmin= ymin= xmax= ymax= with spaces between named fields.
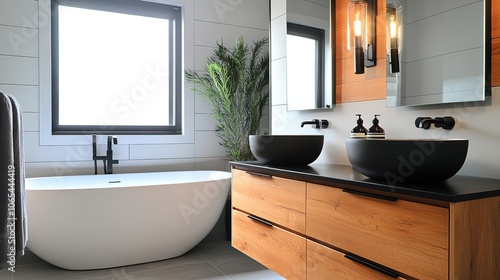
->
xmin=351 ymin=114 xmax=367 ymax=138
xmin=367 ymin=114 xmax=385 ymax=138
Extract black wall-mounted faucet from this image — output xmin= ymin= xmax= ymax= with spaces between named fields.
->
xmin=415 ymin=116 xmax=455 ymax=130
xmin=92 ymin=134 xmax=119 ymax=174
xmin=106 ymin=136 xmax=119 ymax=174
xmin=301 ymin=119 xmax=329 ymax=129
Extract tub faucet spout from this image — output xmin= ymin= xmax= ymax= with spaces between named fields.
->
xmin=92 ymin=135 xmax=119 ymax=174
xmin=106 ymin=136 xmax=119 ymax=174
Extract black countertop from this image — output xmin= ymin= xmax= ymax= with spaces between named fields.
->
xmin=230 ymin=161 xmax=500 ymax=203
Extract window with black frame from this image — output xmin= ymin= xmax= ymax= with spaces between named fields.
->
xmin=51 ymin=0 xmax=182 ymax=135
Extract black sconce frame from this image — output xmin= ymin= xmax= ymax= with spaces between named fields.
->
xmin=364 ymin=0 xmax=376 ymax=68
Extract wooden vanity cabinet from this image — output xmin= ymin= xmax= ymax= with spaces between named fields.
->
xmin=307 ymin=240 xmax=407 ymax=280
xmin=232 ymin=209 xmax=307 ymax=280
xmin=231 ymin=167 xmax=500 ymax=280
xmin=307 ymin=183 xmax=448 ymax=279
xmin=231 ymin=169 xmax=307 ymax=279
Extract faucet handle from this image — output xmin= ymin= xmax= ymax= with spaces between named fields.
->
xmin=320 ymin=119 xmax=329 ymax=129
xmin=433 ymin=116 xmax=455 ymax=130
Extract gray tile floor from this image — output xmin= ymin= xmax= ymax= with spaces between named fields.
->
xmin=0 ymin=241 xmax=284 ymax=280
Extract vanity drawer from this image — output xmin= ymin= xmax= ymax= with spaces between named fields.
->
xmin=307 ymin=240 xmax=407 ymax=280
xmin=232 ymin=209 xmax=306 ymax=280
xmin=306 ymin=183 xmax=449 ymax=280
xmin=232 ymin=168 xmax=306 ymax=233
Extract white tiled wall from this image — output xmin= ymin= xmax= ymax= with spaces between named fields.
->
xmin=0 ymin=0 xmax=270 ymax=177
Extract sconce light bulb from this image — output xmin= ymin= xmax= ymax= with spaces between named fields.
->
xmin=354 ymin=14 xmax=362 ymax=36
xmin=390 ymin=17 xmax=397 ymax=38
xmin=389 ymin=7 xmax=398 ymax=39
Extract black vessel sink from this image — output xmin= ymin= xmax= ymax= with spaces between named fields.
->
xmin=346 ymin=138 xmax=468 ymax=184
xmin=250 ymin=135 xmax=324 ymax=166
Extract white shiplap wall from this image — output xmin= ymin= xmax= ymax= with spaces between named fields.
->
xmin=0 ymin=0 xmax=269 ymax=178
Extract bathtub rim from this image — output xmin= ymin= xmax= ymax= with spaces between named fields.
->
xmin=25 ymin=170 xmax=232 ymax=191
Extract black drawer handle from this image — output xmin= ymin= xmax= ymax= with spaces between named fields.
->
xmin=245 ymin=171 xmax=272 ymax=178
xmin=342 ymin=189 xmax=398 ymax=202
xmin=344 ymin=254 xmax=399 ymax=278
xmin=247 ymin=215 xmax=273 ymax=227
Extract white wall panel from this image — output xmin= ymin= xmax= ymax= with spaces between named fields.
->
xmin=405 ymin=56 xmax=444 ymax=97
xmin=194 ymin=21 xmax=234 ymax=47
xmin=270 ymin=14 xmax=286 ymax=60
xmin=194 ymin=91 xmax=214 ymax=114
xmin=404 ymin=15 xmax=442 ymax=62
xmin=271 ymin=57 xmax=287 ymax=106
xmin=443 ymin=0 xmax=478 ymax=11
xmin=0 ymin=25 xmax=38 ymax=57
xmin=194 ymin=0 xmax=269 ymax=30
xmin=195 ymin=157 xmax=231 ymax=171
xmin=130 ymin=144 xmax=195 ymax=160
xmin=0 ymin=0 xmax=39 ymax=27
xmin=0 ymin=56 xmax=38 ymax=85
xmin=0 ymin=84 xmax=38 ymax=112
xmin=194 ymin=131 xmax=226 ymax=158
xmin=406 ymin=0 xmax=443 ymax=23
xmin=23 ymin=113 xmax=39 ymax=132
xmin=194 ymin=45 xmax=214 ymax=71
xmin=195 ymin=113 xmax=218 ymax=131
xmin=271 ymin=0 xmax=286 ymax=20
xmin=442 ymin=2 xmax=483 ymax=53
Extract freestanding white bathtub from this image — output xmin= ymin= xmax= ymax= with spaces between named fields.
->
xmin=25 ymin=171 xmax=231 ymax=270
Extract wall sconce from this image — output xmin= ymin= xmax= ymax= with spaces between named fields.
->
xmin=347 ymin=0 xmax=376 ymax=74
xmin=387 ymin=3 xmax=402 ymax=73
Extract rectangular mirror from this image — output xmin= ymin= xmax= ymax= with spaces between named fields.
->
xmin=386 ymin=0 xmax=490 ymax=107
xmin=285 ymin=0 xmax=333 ymax=111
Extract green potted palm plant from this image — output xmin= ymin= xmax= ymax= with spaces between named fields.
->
xmin=185 ymin=37 xmax=269 ymax=161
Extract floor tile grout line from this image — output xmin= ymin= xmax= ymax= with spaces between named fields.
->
xmin=8 ymin=241 xmax=273 ymax=280
xmin=83 ymin=267 xmax=131 ymax=280
xmin=194 ymin=249 xmax=232 ymax=280
xmin=115 ymin=257 xmax=211 ymax=278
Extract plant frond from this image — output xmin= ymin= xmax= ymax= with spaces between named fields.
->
xmin=184 ymin=37 xmax=269 ymax=161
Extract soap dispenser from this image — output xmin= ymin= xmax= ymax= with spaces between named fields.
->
xmin=367 ymin=115 xmax=385 ymax=138
xmin=366 ymin=115 xmax=385 ymax=138
xmin=351 ymin=114 xmax=367 ymax=138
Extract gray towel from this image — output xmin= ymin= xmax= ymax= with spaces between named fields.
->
xmin=8 ymin=95 xmax=27 ymax=257
xmin=0 ymin=92 xmax=27 ymax=268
